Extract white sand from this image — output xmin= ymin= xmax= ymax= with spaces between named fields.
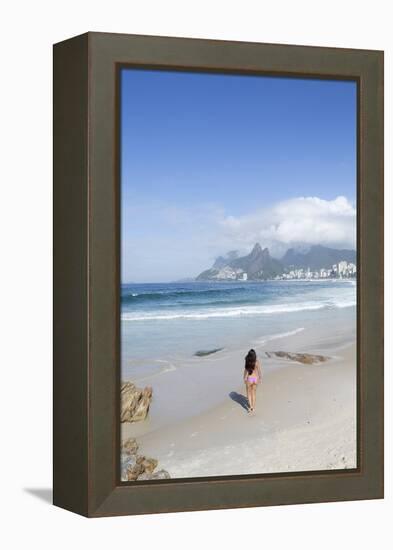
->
xmin=122 ymin=327 xmax=357 ymax=478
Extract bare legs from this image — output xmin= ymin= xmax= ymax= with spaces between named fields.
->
xmin=245 ymin=383 xmax=251 ymax=411
xmin=245 ymin=383 xmax=257 ymax=413
xmin=251 ymin=384 xmax=257 ymax=411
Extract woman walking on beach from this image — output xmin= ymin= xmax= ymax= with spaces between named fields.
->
xmin=244 ymin=349 xmax=261 ymax=414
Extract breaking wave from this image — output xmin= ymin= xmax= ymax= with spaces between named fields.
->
xmin=121 ymin=298 xmax=355 ymax=322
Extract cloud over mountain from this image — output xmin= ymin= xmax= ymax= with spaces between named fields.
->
xmin=217 ymin=196 xmax=356 ymax=258
xmin=122 ymin=195 xmax=356 ymax=282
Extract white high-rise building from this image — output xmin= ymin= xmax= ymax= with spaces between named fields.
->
xmin=338 ymin=261 xmax=348 ymax=275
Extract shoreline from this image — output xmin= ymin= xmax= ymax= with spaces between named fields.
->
xmin=126 ymin=277 xmax=357 ymax=285
xmin=121 ymin=319 xmax=356 ymax=478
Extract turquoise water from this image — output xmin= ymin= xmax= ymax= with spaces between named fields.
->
xmin=121 ymin=280 xmax=356 ymax=378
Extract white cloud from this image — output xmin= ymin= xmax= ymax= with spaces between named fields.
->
xmin=216 ymin=196 xmax=356 ymax=258
xmin=122 ymin=196 xmax=356 ymax=281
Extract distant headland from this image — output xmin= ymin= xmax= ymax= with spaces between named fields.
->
xmin=196 ymin=243 xmax=356 ymax=281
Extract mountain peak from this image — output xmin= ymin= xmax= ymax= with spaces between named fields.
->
xmin=249 ymin=243 xmax=271 ymax=260
xmin=196 ymin=243 xmax=356 ymax=281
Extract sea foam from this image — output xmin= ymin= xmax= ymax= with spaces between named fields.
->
xmin=254 ymin=327 xmax=305 ymax=346
xmin=121 ymin=301 xmax=348 ymax=322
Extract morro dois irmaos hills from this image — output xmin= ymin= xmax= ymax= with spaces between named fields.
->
xmin=196 ymin=243 xmax=356 ymax=281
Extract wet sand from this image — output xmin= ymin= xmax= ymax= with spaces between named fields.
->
xmin=122 ymin=324 xmax=356 ymax=478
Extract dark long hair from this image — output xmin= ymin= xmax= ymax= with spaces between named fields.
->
xmin=245 ymin=349 xmax=257 ymax=375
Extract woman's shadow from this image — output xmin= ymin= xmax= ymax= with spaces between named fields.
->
xmin=229 ymin=391 xmax=249 ymax=411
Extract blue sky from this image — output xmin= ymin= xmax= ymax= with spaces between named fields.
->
xmin=121 ymin=69 xmax=357 ymax=282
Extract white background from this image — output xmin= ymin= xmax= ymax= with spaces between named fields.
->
xmin=0 ymin=1 xmax=391 ymax=548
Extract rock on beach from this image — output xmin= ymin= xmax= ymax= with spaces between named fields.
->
xmin=265 ymin=351 xmax=329 ymax=364
xmin=121 ymin=381 xmax=153 ymax=423
xmin=120 ymin=437 xmax=170 ymax=482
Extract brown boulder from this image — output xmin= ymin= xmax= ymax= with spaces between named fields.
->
xmin=121 ymin=437 xmax=138 ymax=455
xmin=142 ymin=457 xmax=158 ymax=474
xmin=126 ymin=463 xmax=145 ymax=481
xmin=132 ymin=387 xmax=153 ymax=422
xmin=120 ymin=453 xmax=138 ymax=482
xmin=121 ymin=381 xmax=153 ymax=422
xmin=266 ymin=351 xmax=328 ymax=364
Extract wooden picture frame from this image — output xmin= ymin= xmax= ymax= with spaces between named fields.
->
xmin=53 ymin=32 xmax=384 ymax=517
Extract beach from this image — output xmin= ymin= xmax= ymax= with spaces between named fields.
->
xmin=121 ymin=280 xmax=357 ymax=478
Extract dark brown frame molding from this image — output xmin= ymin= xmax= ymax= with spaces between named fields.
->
xmin=53 ymin=32 xmax=384 ymax=517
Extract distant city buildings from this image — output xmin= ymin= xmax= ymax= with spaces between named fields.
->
xmin=196 ymin=243 xmax=357 ymax=282
xmin=204 ymin=262 xmax=357 ymax=282
xmin=213 ymin=266 xmax=245 ymax=280
xmin=275 ymin=261 xmax=357 ymax=280
xmin=199 ymin=262 xmax=357 ymax=282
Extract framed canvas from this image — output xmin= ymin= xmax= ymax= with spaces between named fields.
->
xmin=53 ymin=32 xmax=384 ymax=517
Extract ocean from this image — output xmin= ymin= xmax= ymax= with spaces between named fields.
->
xmin=121 ymin=279 xmax=356 ymax=380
